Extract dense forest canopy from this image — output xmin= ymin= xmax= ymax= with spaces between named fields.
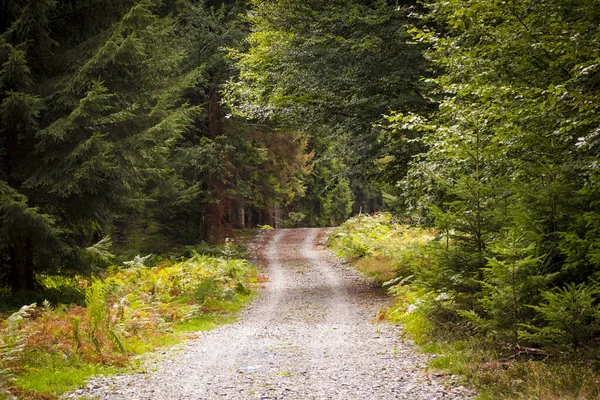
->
xmin=1 ymin=0 xmax=600 ymax=363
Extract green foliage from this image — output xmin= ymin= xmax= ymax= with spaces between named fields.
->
xmin=0 ymin=304 xmax=34 ymax=396
xmin=287 ymin=132 xmax=353 ymax=227
xmin=0 ymin=0 xmax=196 ymax=293
xmin=560 ymin=170 xmax=600 ymax=282
xmin=85 ymin=280 xmax=124 ymax=354
xmin=337 ymin=214 xmax=600 ymax=356
xmin=380 ymin=0 xmax=600 ymax=365
xmin=329 ymin=214 xmax=395 ymax=260
xmin=14 ymin=362 xmax=116 ymax=397
xmin=0 ymin=275 xmax=87 ymax=312
xmin=228 ymin=0 xmax=431 ymax=213
xmin=285 ymin=211 xmax=306 ymax=228
xmin=0 ymin=251 xmax=257 ymax=398
xmin=521 ymin=282 xmax=600 ymax=354
xmin=420 ymin=340 xmax=600 ymax=400
xmin=334 ymin=214 xmax=600 ymax=398
xmin=329 ymin=213 xmax=436 ymax=280
xmin=397 ymin=0 xmax=600 ymax=283
xmin=0 ymin=0 xmax=312 ymax=296
xmin=462 ymin=233 xmax=551 ymax=347
xmin=193 ymin=278 xmax=221 ymax=304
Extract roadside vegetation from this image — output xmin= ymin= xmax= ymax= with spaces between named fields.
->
xmin=0 ymin=242 xmax=259 ymax=400
xmin=329 ymin=214 xmax=600 ymax=400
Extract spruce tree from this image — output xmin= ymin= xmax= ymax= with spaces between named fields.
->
xmin=0 ymin=0 xmax=59 ymax=292
xmin=1 ymin=0 xmax=193 ymax=293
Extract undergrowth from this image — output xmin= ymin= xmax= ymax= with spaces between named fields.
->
xmin=329 ymin=213 xmax=600 ymax=400
xmin=328 ymin=213 xmax=435 ymax=283
xmin=0 ymin=252 xmax=258 ymax=400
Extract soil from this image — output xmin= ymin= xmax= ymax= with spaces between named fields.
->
xmin=65 ymin=228 xmax=476 ymax=399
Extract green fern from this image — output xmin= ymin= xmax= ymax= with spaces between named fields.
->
xmin=0 ymin=304 xmax=36 ymax=394
xmin=85 ymin=280 xmax=125 ymax=354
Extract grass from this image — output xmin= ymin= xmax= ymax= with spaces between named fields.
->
xmin=419 ymin=339 xmax=600 ymax=399
xmin=390 ymin=284 xmax=600 ymax=400
xmin=173 ymin=314 xmax=235 ymax=333
xmin=328 ymin=213 xmax=436 ymax=282
xmin=0 ymin=250 xmax=259 ymax=400
xmin=9 ymin=305 xmax=255 ymax=399
xmin=354 ymin=255 xmax=397 ymax=282
xmin=15 ymin=363 xmax=116 ymax=396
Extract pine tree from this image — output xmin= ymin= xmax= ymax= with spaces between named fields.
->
xmin=0 ymin=0 xmax=59 ymax=292
xmin=1 ymin=0 xmax=193 ymax=293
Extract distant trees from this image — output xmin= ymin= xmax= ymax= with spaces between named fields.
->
xmin=229 ymin=0 xmax=432 ymax=217
xmin=125 ymin=1 xmax=311 ymax=246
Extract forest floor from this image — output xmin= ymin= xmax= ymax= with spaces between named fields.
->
xmin=65 ymin=228 xmax=476 ymax=400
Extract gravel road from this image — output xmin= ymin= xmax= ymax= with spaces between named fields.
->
xmin=67 ymin=228 xmax=475 ymax=399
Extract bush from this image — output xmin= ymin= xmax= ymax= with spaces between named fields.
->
xmin=331 ymin=214 xmax=600 ymax=399
xmin=0 ymin=304 xmax=34 ymax=397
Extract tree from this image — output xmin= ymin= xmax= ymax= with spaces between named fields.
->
xmin=1 ymin=0 xmax=193 ymax=293
xmin=1 ymin=0 xmax=63 ymax=292
xmin=287 ymin=129 xmax=353 ymax=227
xmin=140 ymin=1 xmax=311 ymax=246
xmin=393 ymin=0 xmax=600 ymax=348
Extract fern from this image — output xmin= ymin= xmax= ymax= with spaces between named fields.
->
xmin=84 ymin=280 xmax=126 ymax=354
xmin=123 ymin=254 xmax=154 ymax=268
xmin=71 ymin=316 xmax=82 ymax=350
xmin=106 ymin=328 xmax=125 ymax=353
xmin=0 ymin=304 xmax=36 ymax=394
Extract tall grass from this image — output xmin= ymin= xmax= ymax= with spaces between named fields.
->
xmin=328 ymin=213 xmax=435 ymax=282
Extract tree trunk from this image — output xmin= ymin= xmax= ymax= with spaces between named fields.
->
xmin=246 ymin=208 xmax=253 ymax=229
xmin=238 ymin=205 xmax=245 ymax=229
xmin=10 ymin=239 xmax=34 ymax=294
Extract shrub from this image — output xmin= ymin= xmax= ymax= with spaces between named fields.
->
xmin=0 ymin=304 xmax=35 ymax=397
xmin=521 ymin=282 xmax=600 ymax=354
xmin=328 ymin=213 xmax=436 ymax=280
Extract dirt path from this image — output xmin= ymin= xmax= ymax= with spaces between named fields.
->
xmin=68 ymin=228 xmax=474 ymax=399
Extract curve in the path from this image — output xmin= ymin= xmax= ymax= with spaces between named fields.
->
xmin=67 ymin=228 xmax=474 ymax=400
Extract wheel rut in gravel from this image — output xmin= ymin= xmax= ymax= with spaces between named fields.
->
xmin=69 ymin=228 xmax=474 ymax=400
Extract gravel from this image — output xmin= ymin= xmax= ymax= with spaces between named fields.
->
xmin=64 ymin=228 xmax=476 ymax=400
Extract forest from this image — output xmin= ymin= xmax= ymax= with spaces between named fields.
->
xmin=1 ymin=0 xmax=600 ymax=398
